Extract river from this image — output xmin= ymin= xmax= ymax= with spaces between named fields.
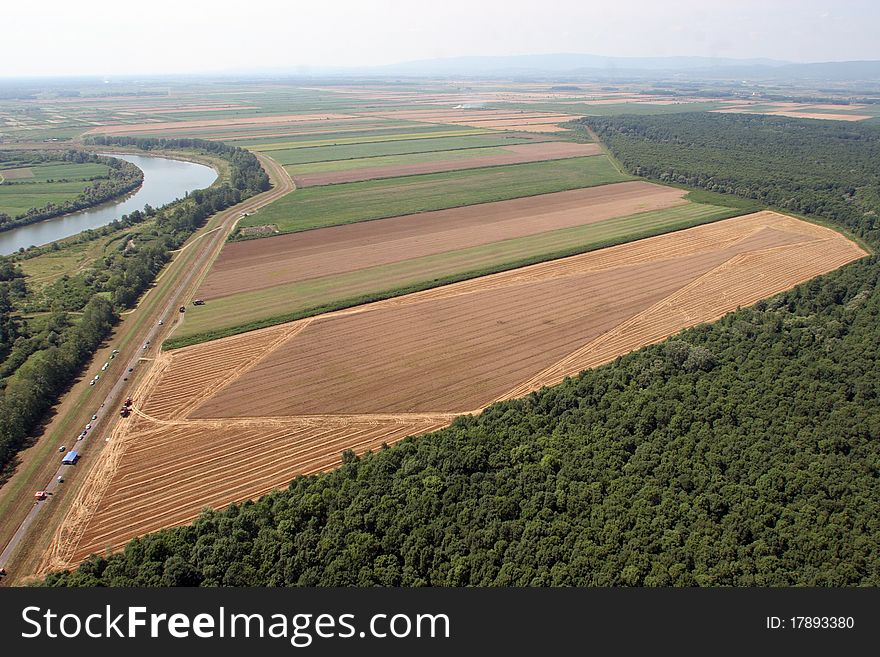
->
xmin=0 ymin=153 xmax=218 ymax=255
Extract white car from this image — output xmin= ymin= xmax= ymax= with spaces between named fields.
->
xmin=91 ymin=414 xmax=98 ymax=420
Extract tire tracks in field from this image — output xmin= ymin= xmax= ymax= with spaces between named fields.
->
xmin=41 ymin=208 xmax=869 ymax=572
xmin=38 ymin=151 xmax=297 ymax=575
xmin=490 ymin=235 xmax=851 ymax=404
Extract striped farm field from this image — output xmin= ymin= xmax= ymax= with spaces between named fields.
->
xmin=287 ymin=145 xmax=518 ymax=174
xmin=42 ymin=211 xmax=866 ymax=569
xmin=358 ymin=108 xmax=577 ymax=131
xmin=180 ymin=182 xmax=743 ymax=342
xmin=133 ymin=119 xmax=419 ymax=143
xmin=223 ymin=121 xmax=464 ymax=146
xmin=247 ymin=128 xmax=492 ymax=151
xmin=259 ymin=132 xmax=550 ymax=166
xmin=85 ymin=113 xmax=359 ymax=137
xmin=238 ymin=156 xmax=632 ymax=234
xmin=290 ymin=141 xmax=602 ymax=186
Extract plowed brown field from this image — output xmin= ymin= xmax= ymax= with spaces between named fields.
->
xmin=198 ymin=181 xmax=687 ymax=299
xmin=41 ymin=211 xmax=866 ymax=571
xmin=292 ymin=141 xmax=602 ymax=186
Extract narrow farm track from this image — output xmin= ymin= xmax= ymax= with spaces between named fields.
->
xmin=39 ymin=211 xmax=868 ymax=572
xmin=9 ymin=153 xmax=295 ymax=581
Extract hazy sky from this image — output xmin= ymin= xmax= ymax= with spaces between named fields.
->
xmin=3 ymin=0 xmax=879 ymax=77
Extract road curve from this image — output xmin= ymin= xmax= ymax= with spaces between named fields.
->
xmin=0 ymin=153 xmax=294 ymax=582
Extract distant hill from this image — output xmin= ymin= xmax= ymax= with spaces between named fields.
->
xmin=351 ymin=54 xmax=880 ymax=82
xmin=736 ymin=60 xmax=880 ymax=81
xmin=369 ymin=53 xmax=790 ymax=76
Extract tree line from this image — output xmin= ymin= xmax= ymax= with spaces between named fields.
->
xmin=42 ymin=114 xmax=880 ymax=587
xmin=0 ymin=151 xmax=143 ymax=232
xmin=583 ymin=112 xmax=880 ymax=244
xmin=0 ymin=138 xmax=269 ymax=477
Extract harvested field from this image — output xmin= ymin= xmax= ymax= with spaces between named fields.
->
xmin=359 ymin=109 xmax=573 ymax=122
xmin=292 ymin=141 xmax=601 ymax=186
xmin=86 ymin=113 xmax=357 ymax=136
xmin=202 ymin=181 xmax=687 ymax=298
xmin=765 ymin=111 xmax=872 ymax=121
xmin=711 ymin=106 xmax=873 ymax=122
xmin=42 ymin=211 xmax=867 ymax=568
xmin=356 ymin=109 xmax=577 ymax=131
xmin=175 ymin=201 xmax=737 ymax=340
xmin=146 ymin=106 xmax=261 ymax=114
xmin=480 ymin=123 xmax=569 ymax=132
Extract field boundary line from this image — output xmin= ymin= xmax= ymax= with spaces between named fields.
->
xmin=490 ymin=231 xmax=851 ymax=404
xmin=489 ymin=251 xmax=752 ymax=404
xmin=175 ymin=318 xmax=314 ymax=419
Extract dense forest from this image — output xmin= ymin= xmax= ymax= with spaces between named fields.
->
xmin=43 ymin=114 xmax=880 ymax=587
xmin=0 ymin=138 xmax=268 ymax=477
xmin=584 ymin=113 xmax=880 ymax=243
xmin=0 ymin=150 xmax=143 ymax=231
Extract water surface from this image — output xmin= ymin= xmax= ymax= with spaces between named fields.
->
xmin=0 ymin=153 xmax=218 ymax=255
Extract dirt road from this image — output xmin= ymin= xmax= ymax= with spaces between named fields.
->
xmin=0 ymin=153 xmax=293 ymax=584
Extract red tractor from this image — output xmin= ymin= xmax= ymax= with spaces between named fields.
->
xmin=120 ymin=407 xmax=131 ymax=418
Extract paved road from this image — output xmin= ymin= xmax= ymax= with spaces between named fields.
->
xmin=0 ymin=154 xmax=293 ymax=577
